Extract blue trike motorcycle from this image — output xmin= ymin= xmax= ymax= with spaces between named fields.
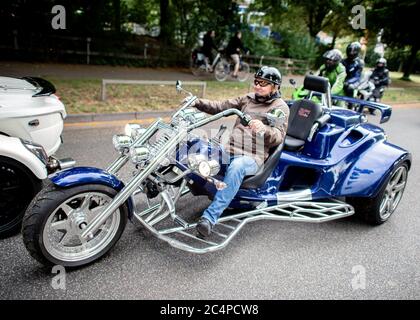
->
xmin=22 ymin=76 xmax=411 ymax=267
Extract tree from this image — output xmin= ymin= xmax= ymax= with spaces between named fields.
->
xmin=159 ymin=0 xmax=175 ymax=44
xmin=368 ymin=0 xmax=420 ymax=80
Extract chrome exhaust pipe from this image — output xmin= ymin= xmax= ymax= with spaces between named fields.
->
xmin=58 ymin=158 xmax=76 ymax=170
xmin=47 ymin=157 xmax=76 ymax=173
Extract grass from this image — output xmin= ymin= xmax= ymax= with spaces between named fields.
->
xmin=389 ymin=72 xmax=420 ymax=86
xmin=48 ymin=75 xmax=420 ymax=114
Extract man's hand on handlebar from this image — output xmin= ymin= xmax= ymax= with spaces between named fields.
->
xmin=249 ymin=119 xmax=266 ymax=135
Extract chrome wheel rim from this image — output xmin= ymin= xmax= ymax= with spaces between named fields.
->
xmin=42 ymin=192 xmax=120 ymax=263
xmin=379 ymin=166 xmax=408 ymax=220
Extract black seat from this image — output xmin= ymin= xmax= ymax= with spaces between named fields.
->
xmin=284 ymin=75 xmax=329 ymax=151
xmin=241 ymin=142 xmax=284 ymax=189
xmin=284 ymin=99 xmax=323 ymax=151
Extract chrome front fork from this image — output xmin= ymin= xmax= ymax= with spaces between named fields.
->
xmin=106 ymin=118 xmax=162 ymax=175
xmin=81 ymin=128 xmax=188 ymax=239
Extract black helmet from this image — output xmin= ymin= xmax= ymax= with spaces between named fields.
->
xmin=376 ymin=57 xmax=387 ymax=67
xmin=346 ymin=42 xmax=361 ymax=60
xmin=254 ymin=66 xmax=282 ymax=85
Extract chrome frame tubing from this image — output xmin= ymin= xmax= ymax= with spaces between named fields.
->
xmin=172 ymin=96 xmax=198 ymax=119
xmin=106 ymin=118 xmax=162 ymax=174
xmin=133 ymin=199 xmax=355 ymax=254
xmin=187 ymin=108 xmax=245 ymax=131
xmin=81 ymin=128 xmax=189 ymax=239
xmin=325 ymin=82 xmax=332 ymax=109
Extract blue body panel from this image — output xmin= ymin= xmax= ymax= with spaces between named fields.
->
xmin=331 ymin=95 xmax=392 ymax=123
xmin=50 ymin=166 xmax=135 ymax=219
xmin=175 ymin=107 xmax=411 ymax=209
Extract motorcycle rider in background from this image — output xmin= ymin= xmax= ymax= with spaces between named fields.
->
xmin=202 ymin=30 xmax=218 ymax=72
xmin=342 ymin=42 xmax=365 ymax=104
xmin=318 ymin=49 xmax=347 ymax=106
xmin=370 ymin=57 xmax=390 ymax=102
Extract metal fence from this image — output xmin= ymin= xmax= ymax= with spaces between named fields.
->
xmin=243 ymin=54 xmax=310 ymax=75
xmin=100 ymin=79 xmax=207 ymax=101
xmin=1 ymin=32 xmax=310 ymax=74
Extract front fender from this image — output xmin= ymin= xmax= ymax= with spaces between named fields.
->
xmin=337 ymin=141 xmax=411 ymax=197
xmin=50 ymin=166 xmax=135 ymax=219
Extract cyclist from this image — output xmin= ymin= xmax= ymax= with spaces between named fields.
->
xmin=202 ymin=30 xmax=218 ymax=72
xmin=226 ymin=31 xmax=247 ymax=78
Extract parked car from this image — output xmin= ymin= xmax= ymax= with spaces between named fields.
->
xmin=0 ymin=76 xmax=74 ymax=238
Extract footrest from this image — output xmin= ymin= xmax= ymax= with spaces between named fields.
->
xmin=133 ymin=199 xmax=354 ymax=254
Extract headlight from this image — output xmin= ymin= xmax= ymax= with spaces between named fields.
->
xmin=20 ymin=139 xmax=48 ymax=165
xmin=188 ymin=154 xmax=207 ymax=170
xmin=112 ymin=134 xmax=132 ymax=152
xmin=188 ymin=154 xmax=220 ymax=177
xmin=124 ymin=123 xmax=147 ymax=140
xmin=198 ymin=160 xmax=220 ymax=177
xmin=130 ymin=146 xmax=150 ymax=164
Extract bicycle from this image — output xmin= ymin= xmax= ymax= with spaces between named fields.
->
xmin=190 ymin=49 xmax=250 ymax=82
xmin=214 ymin=54 xmax=250 ymax=82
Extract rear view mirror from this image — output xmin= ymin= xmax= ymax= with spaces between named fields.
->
xmin=289 ymin=79 xmax=296 ymax=86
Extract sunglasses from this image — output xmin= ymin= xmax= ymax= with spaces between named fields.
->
xmin=253 ymin=79 xmax=271 ymax=87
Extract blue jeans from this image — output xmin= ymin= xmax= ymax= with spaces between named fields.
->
xmin=202 ymin=155 xmax=259 ymax=225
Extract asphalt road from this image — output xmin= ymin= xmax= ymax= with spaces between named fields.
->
xmin=1 ymin=106 xmax=419 ymax=300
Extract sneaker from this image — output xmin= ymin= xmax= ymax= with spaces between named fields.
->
xmin=196 ymin=217 xmax=213 ymax=237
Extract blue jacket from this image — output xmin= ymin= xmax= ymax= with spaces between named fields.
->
xmin=342 ymin=57 xmax=364 ymax=85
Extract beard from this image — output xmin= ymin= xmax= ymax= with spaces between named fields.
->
xmin=255 ymin=90 xmax=280 ymax=102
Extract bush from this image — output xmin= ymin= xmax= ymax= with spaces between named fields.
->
xmin=240 ymin=29 xmax=281 ymax=56
xmin=280 ymin=31 xmax=318 ymax=63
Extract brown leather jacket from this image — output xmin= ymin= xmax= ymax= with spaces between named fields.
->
xmin=194 ymin=93 xmax=289 ymax=166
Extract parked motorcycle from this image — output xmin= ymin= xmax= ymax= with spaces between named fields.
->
xmin=22 ymin=76 xmax=410 ymax=268
xmin=0 ymin=76 xmax=75 ymax=238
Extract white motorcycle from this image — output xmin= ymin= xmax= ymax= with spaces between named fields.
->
xmin=0 ymin=76 xmax=75 ymax=238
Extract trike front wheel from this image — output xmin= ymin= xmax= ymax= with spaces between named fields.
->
xmin=22 ymin=183 xmax=128 ymax=267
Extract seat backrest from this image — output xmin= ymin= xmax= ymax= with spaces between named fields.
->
xmin=287 ymin=99 xmax=323 ymax=141
xmin=241 ymin=142 xmax=284 ymax=189
xmin=303 ymin=75 xmax=330 ymax=93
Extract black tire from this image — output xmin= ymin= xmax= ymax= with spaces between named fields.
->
xmin=237 ymin=62 xmax=250 ymax=82
xmin=22 ymin=183 xmax=128 ymax=268
xmin=347 ymin=162 xmax=409 ymax=225
xmin=0 ymin=156 xmax=43 ymax=239
xmin=214 ymin=60 xmax=229 ymax=82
